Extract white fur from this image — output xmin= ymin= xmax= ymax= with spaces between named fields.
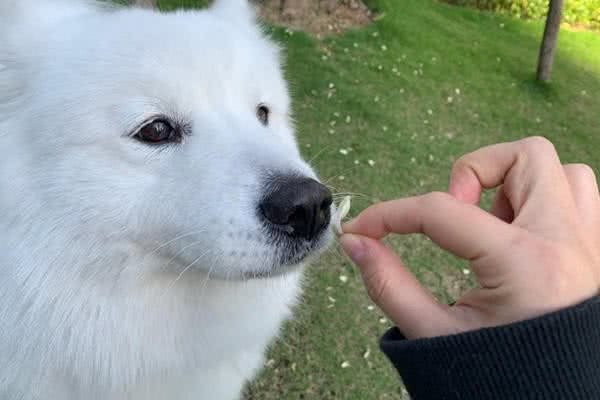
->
xmin=0 ymin=1 xmax=333 ymax=399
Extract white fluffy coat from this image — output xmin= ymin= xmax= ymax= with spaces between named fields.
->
xmin=0 ymin=1 xmax=331 ymax=399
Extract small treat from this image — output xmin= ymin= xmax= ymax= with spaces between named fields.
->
xmin=333 ymin=196 xmax=351 ymax=236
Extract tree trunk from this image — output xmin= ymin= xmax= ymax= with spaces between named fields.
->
xmin=536 ymin=0 xmax=564 ymax=82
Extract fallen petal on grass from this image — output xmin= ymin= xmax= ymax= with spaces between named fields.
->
xmin=363 ymin=348 xmax=371 ymax=359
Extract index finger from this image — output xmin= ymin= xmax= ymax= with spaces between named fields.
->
xmin=343 ymin=192 xmax=517 ymax=261
xmin=449 ymin=137 xmax=575 ymax=229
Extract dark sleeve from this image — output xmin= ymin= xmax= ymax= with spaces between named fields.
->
xmin=380 ymin=297 xmax=600 ymax=400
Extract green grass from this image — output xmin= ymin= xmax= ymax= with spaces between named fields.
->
xmin=156 ymin=0 xmax=209 ymax=10
xmin=155 ymin=0 xmax=600 ymax=398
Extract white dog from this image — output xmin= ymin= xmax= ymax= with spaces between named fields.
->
xmin=0 ymin=1 xmax=334 ymax=399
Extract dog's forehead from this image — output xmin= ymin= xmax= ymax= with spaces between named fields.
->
xmin=23 ymin=6 xmax=290 ymax=123
xmin=65 ymin=9 xmax=288 ymax=106
xmin=103 ymin=9 xmax=279 ymax=72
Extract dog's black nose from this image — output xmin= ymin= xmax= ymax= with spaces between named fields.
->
xmin=259 ymin=176 xmax=333 ymax=240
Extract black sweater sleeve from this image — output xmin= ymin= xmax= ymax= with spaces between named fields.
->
xmin=380 ymin=297 xmax=600 ymax=400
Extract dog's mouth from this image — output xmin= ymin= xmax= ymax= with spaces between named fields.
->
xmin=223 ymin=173 xmax=334 ymax=281
xmin=238 ymin=223 xmax=333 ymax=280
xmin=158 ymin=218 xmax=333 ymax=283
xmin=157 ymin=174 xmax=334 ymax=282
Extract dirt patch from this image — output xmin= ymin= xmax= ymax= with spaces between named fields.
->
xmin=253 ymin=0 xmax=373 ymax=37
xmin=135 ymin=1 xmax=373 ymax=36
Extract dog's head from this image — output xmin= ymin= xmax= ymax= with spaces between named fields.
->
xmin=0 ymin=0 xmax=334 ymax=280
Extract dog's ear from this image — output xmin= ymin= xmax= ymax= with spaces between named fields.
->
xmin=1 ymin=0 xmax=97 ymax=41
xmin=1 ymin=0 xmax=98 ymax=113
xmin=211 ymin=0 xmax=256 ymax=26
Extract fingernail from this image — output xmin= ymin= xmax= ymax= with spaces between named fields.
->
xmin=340 ymin=234 xmax=367 ymax=264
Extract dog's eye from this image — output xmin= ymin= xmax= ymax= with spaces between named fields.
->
xmin=257 ymin=104 xmax=270 ymax=126
xmin=135 ymin=119 xmax=178 ymax=144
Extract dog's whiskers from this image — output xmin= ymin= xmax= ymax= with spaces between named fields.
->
xmin=161 ymin=249 xmax=212 ymax=297
xmin=133 ymin=239 xmax=206 ymax=281
xmin=332 ymin=192 xmax=370 ymax=199
xmin=161 ymin=240 xmax=206 ymax=270
xmin=149 ymin=229 xmax=208 ymax=255
xmin=324 ymin=183 xmax=340 ymax=193
xmin=322 ymin=164 xmax=363 ymax=186
xmin=306 ymin=144 xmax=333 ymax=165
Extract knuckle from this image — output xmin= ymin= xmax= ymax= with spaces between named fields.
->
xmin=566 ymin=163 xmax=596 ymax=182
xmin=452 ymin=156 xmax=468 ymax=171
xmin=423 ymin=191 xmax=453 ymax=206
xmin=452 ymin=156 xmax=474 ymax=176
xmin=521 ymin=136 xmax=556 ymax=155
xmin=363 ymin=269 xmax=389 ymax=304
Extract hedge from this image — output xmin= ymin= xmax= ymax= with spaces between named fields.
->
xmin=444 ymin=0 xmax=600 ymax=30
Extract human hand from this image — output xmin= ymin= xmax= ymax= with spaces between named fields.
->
xmin=341 ymin=137 xmax=600 ymax=340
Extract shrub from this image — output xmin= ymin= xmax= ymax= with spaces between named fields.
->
xmin=443 ymin=0 xmax=600 ymax=30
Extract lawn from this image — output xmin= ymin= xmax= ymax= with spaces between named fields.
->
xmin=158 ymin=0 xmax=600 ymax=398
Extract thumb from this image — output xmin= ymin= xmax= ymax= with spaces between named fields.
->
xmin=340 ymin=234 xmax=456 ymax=339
